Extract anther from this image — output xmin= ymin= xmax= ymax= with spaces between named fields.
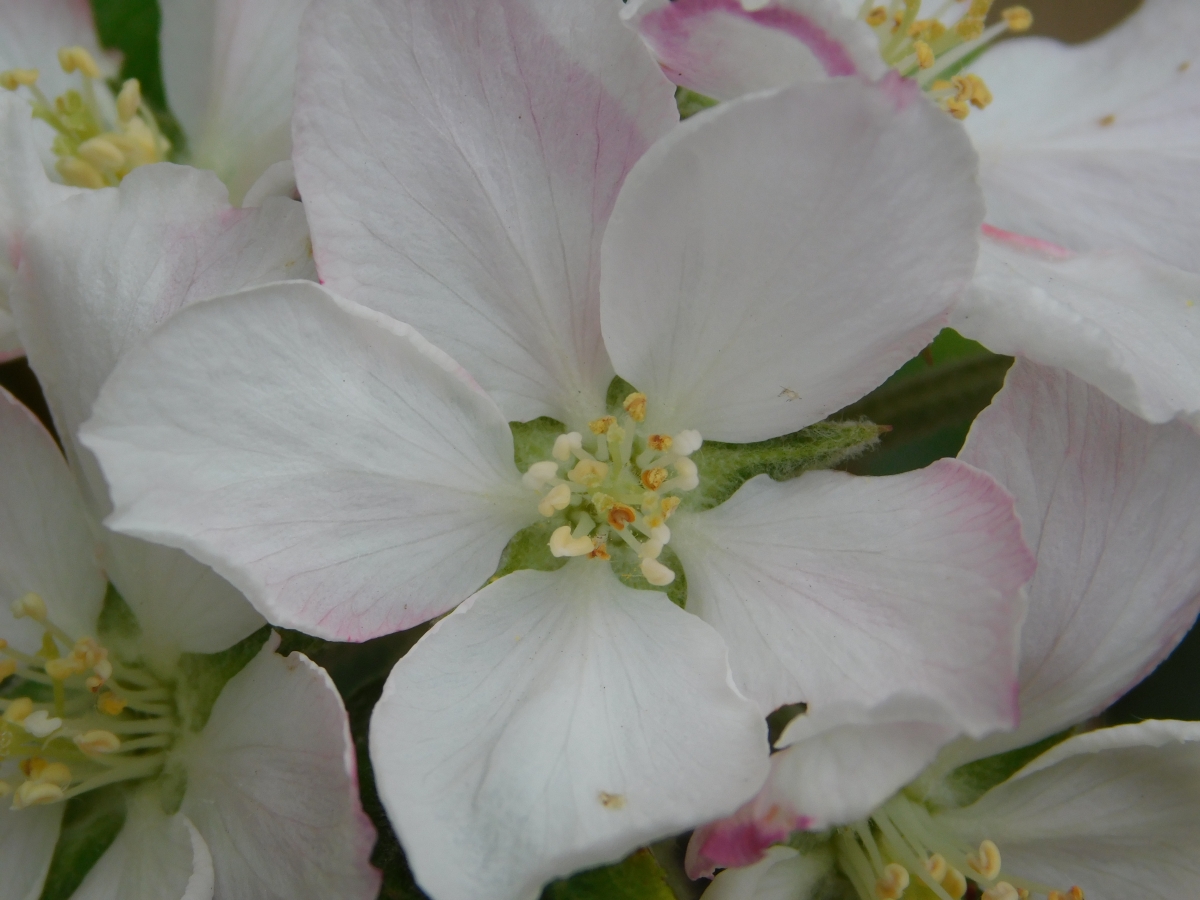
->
xmin=592 ymin=493 xmax=616 ymax=514
xmin=588 ymin=540 xmax=610 ymax=561
xmin=941 ymin=867 xmax=967 ymax=900
xmin=660 ymin=496 xmax=681 ymax=518
xmin=4 ymin=697 xmax=33 ymax=724
xmin=671 ymin=457 xmax=699 ymax=491
xmin=11 ymin=593 xmax=47 ymax=622
xmin=588 ymin=416 xmax=616 ymax=435
xmin=647 ymin=434 xmax=673 ymax=452
xmin=607 ymin=504 xmax=636 ymax=531
xmin=924 ymin=854 xmax=947 ymax=882
xmin=549 ymin=525 xmax=596 ymax=558
xmin=44 ymin=657 xmax=84 ymax=681
xmin=57 ymin=46 xmax=101 ymax=79
xmin=1049 ymin=890 xmax=1084 ymax=900
xmin=638 ymin=539 xmax=664 ymax=560
xmin=75 ymin=730 xmax=121 ymax=754
xmin=982 ymin=884 xmax=1018 ymax=900
xmin=641 ymin=467 xmax=668 ymax=491
xmin=78 ymin=136 xmax=126 ymax=171
xmin=538 ymin=483 xmax=572 ymax=517
xmin=21 ymin=710 xmax=63 ymax=738
xmin=622 ymin=392 xmax=647 ymax=422
xmin=673 ymin=430 xmax=703 ymax=456
xmin=97 ymin=692 xmax=127 ymax=716
xmin=552 ymin=432 xmax=583 ymax=462
xmin=56 ymin=156 xmax=106 ymax=189
xmin=0 ymin=68 xmax=39 ymax=90
xmin=967 ymin=840 xmax=1002 ymax=881
xmin=523 ymin=460 xmax=560 ymax=490
xmin=12 ymin=780 xmax=64 ymax=809
xmin=116 ymin=78 xmax=142 ymax=122
xmin=568 ymin=459 xmax=608 ymax=489
xmin=914 ymin=41 xmax=935 ymax=68
xmin=875 ymin=863 xmax=909 ymax=900
xmin=37 ymin=762 xmax=72 ymax=788
xmin=1002 ymin=6 xmax=1033 ymax=31
xmin=640 ymin=557 xmax=675 ymax=586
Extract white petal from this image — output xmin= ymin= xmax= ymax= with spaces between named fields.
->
xmin=957 ymin=361 xmax=1200 ymax=755
xmin=0 ymin=0 xmax=119 ymax=99
xmin=370 ymin=561 xmax=768 ymax=900
xmin=600 ymin=79 xmax=983 ymax=442
xmin=0 ymin=802 xmax=61 ymax=900
xmin=160 ymin=0 xmax=309 ymax=203
xmin=672 ymin=461 xmax=1031 ymax=734
xmin=82 ymin=282 xmax=535 ymax=641
xmin=0 ymin=387 xmax=104 ymax=654
xmin=624 ymin=0 xmax=885 ymax=101
xmin=966 ymin=0 xmax=1200 ymax=272
xmin=703 ymin=845 xmax=836 ymax=900
xmin=950 ymin=232 xmax=1200 ymax=426
xmin=939 ymin=721 xmax=1200 ymax=900
xmin=293 ymin=0 xmax=678 ymax=424
xmin=181 ymin=636 xmax=379 ymax=900
xmin=73 ymin=792 xmax=213 ymax=900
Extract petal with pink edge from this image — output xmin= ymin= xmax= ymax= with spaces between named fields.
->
xmin=957 ymin=361 xmax=1200 ymax=759
xmin=671 ymin=460 xmax=1031 ymax=733
xmin=81 ymin=282 xmax=535 ymax=641
xmin=181 ymin=636 xmax=380 ymax=900
xmin=292 ymin=0 xmax=678 ymax=425
xmin=600 ymin=79 xmax=983 ymax=442
xmin=965 ymin=0 xmax=1200 ymax=273
xmin=951 ymin=230 xmax=1200 ymax=427
xmin=938 ymin=721 xmax=1200 ymax=900
xmin=370 ymin=561 xmax=768 ymax=900
xmin=624 ymin=0 xmax=884 ymax=101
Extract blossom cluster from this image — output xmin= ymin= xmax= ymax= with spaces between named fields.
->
xmin=0 ymin=0 xmax=1197 ymax=899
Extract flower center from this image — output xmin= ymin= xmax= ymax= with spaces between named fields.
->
xmin=0 ymin=592 xmax=178 ymax=811
xmin=1 ymin=46 xmax=170 ymax=188
xmin=834 ymin=794 xmax=1084 ymax=900
xmin=861 ymin=0 xmax=1033 ymax=119
xmin=522 ymin=392 xmax=702 ymax=587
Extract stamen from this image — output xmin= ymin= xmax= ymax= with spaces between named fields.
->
xmin=21 ymin=710 xmax=62 ymax=738
xmin=1002 ymin=6 xmax=1032 ymax=31
xmin=11 ymin=593 xmax=47 ymax=622
xmin=115 ymin=79 xmax=141 ymax=123
xmin=647 ymin=434 xmax=672 ymax=452
xmin=538 ymin=483 xmax=572 ymax=517
xmin=549 ymin=525 xmax=595 ymax=558
xmin=982 ymin=884 xmax=1018 ymax=900
xmin=75 ymin=730 xmax=121 ymax=755
xmin=941 ymin=866 xmax=967 ymax=900
xmin=522 ymin=460 xmax=560 ymax=490
xmin=4 ymin=697 xmax=33 ymax=724
xmin=925 ymin=854 xmax=947 ymax=882
xmin=641 ymin=467 xmax=668 ymax=491
xmin=606 ymin=504 xmax=637 ymax=531
xmin=57 ymin=46 xmax=101 ymax=79
xmin=588 ymin=416 xmax=616 ymax=435
xmin=97 ymin=692 xmax=128 ymax=715
xmin=622 ymin=392 xmax=647 ymax=423
xmin=967 ymin=840 xmax=1002 ymax=881
xmin=13 ymin=780 xmax=64 ymax=809
xmin=0 ymin=68 xmax=39 ymax=90
xmin=568 ymin=459 xmax=609 ymax=489
xmin=640 ymin=557 xmax=675 ymax=586
xmin=876 ymin=863 xmax=910 ymax=900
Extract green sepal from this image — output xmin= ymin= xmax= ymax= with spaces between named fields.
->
xmin=511 ymin=416 xmax=570 ymax=474
xmin=174 ymin=625 xmax=272 ymax=732
xmin=542 ymin=849 xmax=678 ymax=900
xmin=491 ymin=519 xmax=571 ymax=581
xmin=96 ymin=582 xmax=142 ymax=666
xmin=607 ymin=540 xmax=688 ymax=608
xmin=934 ymin=728 xmax=1075 ymax=809
xmin=39 ymin=784 xmax=128 ymax=900
xmin=157 ymin=758 xmax=188 ymax=816
xmin=686 ymin=420 xmax=886 ymax=511
xmin=676 ymin=87 xmax=719 ymax=120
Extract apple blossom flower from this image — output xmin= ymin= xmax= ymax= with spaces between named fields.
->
xmin=0 ymin=386 xmax=379 ymax=900
xmin=690 ymin=360 xmax=1200 ymax=900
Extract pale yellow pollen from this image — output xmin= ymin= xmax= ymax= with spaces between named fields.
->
xmin=568 ymin=458 xmax=609 ymax=489
xmin=56 ymin=156 xmax=106 ymax=189
xmin=606 ymin=504 xmax=637 ymax=531
xmin=591 ymin=493 xmax=616 ymax=514
xmin=641 ymin=467 xmax=668 ymax=491
xmin=4 ymin=697 xmax=33 ymax=724
xmin=77 ymin=135 xmax=126 ymax=171
xmin=75 ymin=730 xmax=121 ymax=754
xmin=913 ymin=41 xmax=935 ymax=69
xmin=865 ymin=6 xmax=888 ymax=26
xmin=968 ymin=0 xmax=992 ymax=16
xmin=640 ymin=557 xmax=675 ymax=586
xmin=660 ymin=496 xmax=681 ymax=518
xmin=944 ymin=98 xmax=970 ymax=119
xmin=549 ymin=525 xmax=595 ymax=558
xmin=97 ymin=692 xmax=127 ymax=716
xmin=1002 ymin=6 xmax=1033 ymax=32
xmin=983 ymin=884 xmax=1018 ymax=900
xmin=967 ymin=839 xmax=1002 ymax=881
xmin=924 ymin=854 xmax=947 ymax=882
xmin=588 ymin=539 xmax=610 ymax=561
xmin=941 ymin=867 xmax=967 ymax=900
xmin=954 ymin=17 xmax=984 ymax=40
xmin=622 ymin=392 xmax=647 ymax=423
xmin=0 ymin=68 xmax=39 ymax=90
xmin=647 ymin=434 xmax=673 ymax=452
xmin=538 ymin=483 xmax=572 ymax=518
xmin=0 ymin=659 xmax=16 ymax=680
xmin=57 ymin=46 xmax=101 ymax=79
xmin=12 ymin=593 xmax=47 ymax=622
xmin=875 ymin=863 xmax=909 ymax=900
xmin=671 ymin=456 xmax=700 ymax=491
xmin=13 ymin=780 xmax=64 ymax=809
xmin=45 ymin=656 xmax=85 ymax=681
xmin=552 ymin=432 xmax=582 ymax=462
xmin=116 ymin=78 xmax=142 ymax=123
xmin=37 ymin=762 xmax=72 ymax=788
xmin=588 ymin=415 xmax=616 ymax=435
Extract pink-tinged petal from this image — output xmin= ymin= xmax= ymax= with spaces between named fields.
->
xmin=82 ymin=282 xmax=535 ymax=641
xmin=72 ymin=793 xmax=213 ymax=900
xmin=0 ymin=387 xmax=104 ymax=655
xmin=624 ymin=0 xmax=884 ymax=101
xmin=939 ymin=721 xmax=1200 ymax=900
xmin=370 ymin=562 xmax=768 ymax=900
xmin=160 ymin=0 xmax=308 ymax=203
xmin=0 ymin=802 xmax=61 ymax=900
xmin=181 ymin=635 xmax=380 ymax=900
xmin=293 ymin=0 xmax=678 ymax=425
xmin=672 ymin=461 xmax=1031 ymax=733
xmin=965 ymin=0 xmax=1200 ymax=273
xmin=600 ymin=79 xmax=983 ymax=442
xmin=701 ymin=845 xmax=836 ymax=900
xmin=957 ymin=361 xmax=1200 ymax=757
xmin=0 ymin=0 xmax=119 ymax=99
xmin=951 ymin=232 xmax=1200 ymax=427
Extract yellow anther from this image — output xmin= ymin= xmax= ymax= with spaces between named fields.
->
xmin=549 ymin=525 xmax=595 ymax=558
xmin=92 ymin=657 xmax=112 ymax=681
xmin=13 ymin=779 xmax=64 ymax=808
xmin=941 ymin=867 xmax=967 ymax=900
xmin=931 ymin=79 xmax=953 ymax=92
xmin=568 ymin=459 xmax=609 ymax=489
xmin=671 ymin=456 xmax=699 ymax=491
xmin=647 ymin=434 xmax=673 ymax=452
xmin=523 ymin=460 xmax=560 ymax=490
xmin=943 ymin=98 xmax=970 ymax=119
xmin=968 ymin=840 xmax=1002 ymax=881
xmin=983 ymin=884 xmax=1018 ymax=900
xmin=75 ymin=730 xmax=121 ymax=754
xmin=592 ymin=493 xmax=616 ymax=513
xmin=12 ymin=593 xmax=47 ymax=622
xmin=622 ymin=392 xmax=647 ymax=422
xmin=641 ymin=467 xmax=668 ymax=491
xmin=77 ymin=136 xmax=126 ymax=171
xmin=1002 ymin=6 xmax=1033 ymax=32
xmin=606 ymin=504 xmax=637 ymax=531
xmin=640 ymin=557 xmax=675 ymax=586
xmin=865 ymin=6 xmax=888 ymax=26
xmin=1017 ymin=891 xmax=1029 ymax=900
xmin=954 ymin=17 xmax=984 ymax=40
xmin=56 ymin=156 xmax=107 ymax=189
xmin=37 ymin=762 xmax=72 ymax=788
xmin=924 ymin=854 xmax=947 ymax=882
xmin=588 ymin=539 xmax=610 ymax=561
xmin=967 ymin=0 xmax=992 ymax=15
xmin=0 ymin=68 xmax=39 ymax=90
xmin=588 ymin=416 xmax=616 ymax=435
xmin=660 ymin=496 xmax=681 ymax=518
xmin=45 ymin=657 xmax=85 ymax=681
xmin=914 ymin=41 xmax=935 ymax=69
xmin=4 ymin=697 xmax=34 ymax=724
xmin=0 ymin=659 xmax=16 ymax=680
xmin=875 ymin=863 xmax=910 ymax=900
xmin=538 ymin=483 xmax=572 ymax=517
xmin=97 ymin=692 xmax=127 ymax=716
xmin=116 ymin=78 xmax=142 ymax=122
xmin=552 ymin=432 xmax=582 ymax=462
xmin=57 ymin=46 xmax=101 ymax=79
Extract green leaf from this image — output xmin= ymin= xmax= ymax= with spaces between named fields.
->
xmin=686 ymin=420 xmax=886 ymax=511
xmin=676 ymin=87 xmax=719 ymax=120
xmin=935 ymin=729 xmax=1075 ymax=809
xmin=39 ymin=784 xmax=128 ymax=900
xmin=174 ymin=625 xmax=272 ymax=732
xmin=543 ymin=849 xmax=678 ymax=900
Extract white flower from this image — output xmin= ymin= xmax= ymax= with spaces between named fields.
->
xmin=626 ymin=0 xmax=1200 ymax=430
xmin=0 ymin=388 xmax=379 ymax=900
xmin=691 ymin=359 xmax=1200 ymax=900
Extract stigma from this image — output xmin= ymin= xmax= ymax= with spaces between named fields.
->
xmin=522 ymin=393 xmax=702 ymax=587
xmin=834 ymin=794 xmax=1084 ymax=900
xmin=1 ymin=592 xmax=178 ymax=810
xmin=858 ymin=1 xmax=1033 ymax=119
xmin=1 ymin=45 xmax=169 ymax=188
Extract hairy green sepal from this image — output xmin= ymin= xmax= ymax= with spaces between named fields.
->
xmin=933 ymin=729 xmax=1075 ymax=809
xmin=175 ymin=626 xmax=272 ymax=732
xmin=543 ymin=849 xmax=677 ymax=900
xmin=39 ymin=785 xmax=128 ymax=900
